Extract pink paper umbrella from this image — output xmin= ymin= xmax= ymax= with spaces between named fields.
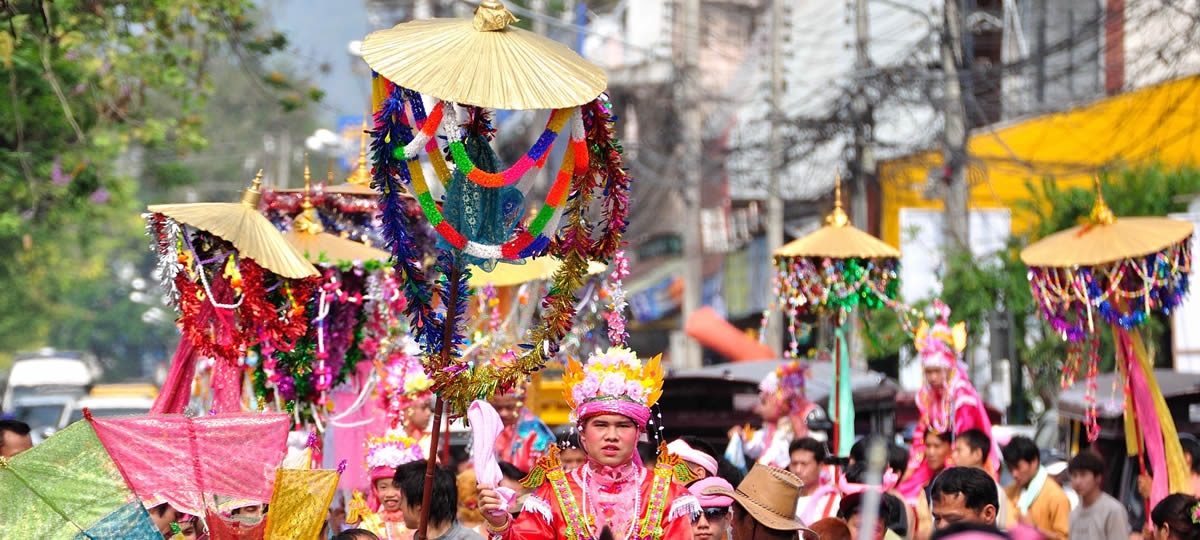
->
xmin=88 ymin=412 xmax=290 ymax=516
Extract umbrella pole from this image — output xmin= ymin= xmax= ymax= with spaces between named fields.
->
xmin=418 ymin=262 xmax=462 ymax=540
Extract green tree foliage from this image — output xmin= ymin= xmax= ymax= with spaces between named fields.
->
xmin=0 ymin=1 xmax=319 ymax=377
xmin=937 ymin=163 xmax=1200 ymax=416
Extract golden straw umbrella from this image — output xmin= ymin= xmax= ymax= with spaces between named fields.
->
xmin=361 ymin=0 xmax=606 ymax=109
xmin=148 ymin=172 xmax=318 ymax=279
xmin=769 ymin=175 xmax=901 ymax=456
xmin=1019 ymin=177 xmax=1193 ymax=511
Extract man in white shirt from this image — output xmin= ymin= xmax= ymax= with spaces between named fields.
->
xmin=788 ymin=438 xmax=841 ymax=525
xmin=951 ymin=428 xmax=1015 ymax=530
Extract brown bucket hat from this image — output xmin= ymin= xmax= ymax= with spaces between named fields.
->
xmin=702 ymin=465 xmax=814 ymax=533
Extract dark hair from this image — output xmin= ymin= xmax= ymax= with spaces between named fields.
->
xmin=1067 ymin=451 xmax=1105 ymax=477
xmin=789 ymin=438 xmax=828 ymax=464
xmin=1001 ymin=436 xmax=1039 ymax=468
xmin=837 ymin=492 xmax=893 ymax=522
xmin=887 ymin=444 xmax=909 ymax=474
xmin=929 ymin=467 xmax=999 ymax=514
xmin=882 ymin=492 xmax=908 ymax=537
xmin=0 ymin=419 xmax=31 ymax=451
xmin=926 ymin=430 xmax=953 ymax=445
xmin=679 ymin=436 xmax=718 ymax=458
xmin=957 ymin=429 xmax=992 ymax=463
xmin=1152 ymin=494 xmax=1200 ymax=540
xmin=499 ymin=461 xmax=524 ymax=481
xmin=149 ymin=503 xmax=172 ymax=517
xmin=1181 ymin=438 xmax=1200 ymax=475
xmin=394 ymin=460 xmax=457 ymax=525
xmin=556 ymin=431 xmax=581 ymax=448
xmin=333 ymin=529 xmax=382 ymax=540
xmin=929 ymin=522 xmax=1010 ymax=540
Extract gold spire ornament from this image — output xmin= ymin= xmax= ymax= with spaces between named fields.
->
xmin=774 ymin=173 xmax=900 ymax=259
xmin=148 ymin=171 xmax=319 ymax=279
xmin=282 ymin=155 xmax=390 ymax=264
xmin=360 ymin=0 xmax=607 ymax=110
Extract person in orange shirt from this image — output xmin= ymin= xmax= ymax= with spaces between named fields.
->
xmin=1001 ymin=436 xmax=1070 ymax=540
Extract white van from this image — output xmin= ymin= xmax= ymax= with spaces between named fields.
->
xmin=2 ymin=350 xmax=98 ymax=412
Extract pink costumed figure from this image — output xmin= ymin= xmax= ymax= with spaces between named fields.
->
xmin=897 ymin=300 xmax=1000 ymax=503
xmin=345 ymin=433 xmax=425 ymax=540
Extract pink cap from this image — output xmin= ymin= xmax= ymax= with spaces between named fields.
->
xmin=689 ymin=477 xmax=734 ymax=507
xmin=667 ymin=439 xmax=718 ymax=476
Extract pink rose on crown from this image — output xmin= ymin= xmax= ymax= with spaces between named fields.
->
xmin=575 ymin=372 xmax=601 ymax=403
xmin=599 ymin=372 xmax=627 ymax=398
xmin=624 ymin=381 xmax=646 ymax=402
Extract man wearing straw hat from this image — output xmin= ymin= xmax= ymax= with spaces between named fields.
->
xmin=701 ymin=465 xmax=814 ymax=540
xmin=477 ymin=347 xmax=698 ymax=540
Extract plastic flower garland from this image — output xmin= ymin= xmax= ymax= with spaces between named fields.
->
xmin=369 ymin=78 xmax=632 ymax=416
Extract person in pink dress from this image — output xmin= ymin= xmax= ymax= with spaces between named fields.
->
xmin=898 ymin=300 xmax=1000 ymax=504
xmin=476 ymin=346 xmax=699 ymax=540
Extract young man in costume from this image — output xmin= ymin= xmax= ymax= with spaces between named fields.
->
xmin=727 ymin=360 xmax=814 ymax=469
xmin=490 ymin=383 xmax=556 ymax=474
xmin=898 ymin=301 xmax=999 ymax=503
xmin=346 ymin=433 xmax=426 ymax=539
xmin=477 ymin=347 xmax=699 ymax=540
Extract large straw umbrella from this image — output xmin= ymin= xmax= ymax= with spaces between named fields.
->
xmin=768 ymin=176 xmax=901 ymax=456
xmin=358 ymin=3 xmax=624 ymax=535
xmin=1020 ymin=178 xmax=1193 ymax=516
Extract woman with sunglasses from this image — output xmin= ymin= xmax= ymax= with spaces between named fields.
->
xmin=688 ymin=478 xmax=735 ymax=540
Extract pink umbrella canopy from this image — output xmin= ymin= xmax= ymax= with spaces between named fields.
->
xmin=88 ymin=412 xmax=290 ymax=516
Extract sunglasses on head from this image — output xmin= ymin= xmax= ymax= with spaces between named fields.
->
xmin=692 ymin=507 xmax=730 ymax=523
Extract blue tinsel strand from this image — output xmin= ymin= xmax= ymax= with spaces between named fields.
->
xmin=371 ymin=84 xmax=442 ymax=354
xmin=433 ymin=251 xmax=472 ymax=360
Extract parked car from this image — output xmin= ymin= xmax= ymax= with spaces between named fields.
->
xmin=3 ymin=349 xmax=98 ymax=411
xmin=11 ymin=394 xmax=75 ymax=444
xmin=59 ymin=395 xmax=156 ymax=428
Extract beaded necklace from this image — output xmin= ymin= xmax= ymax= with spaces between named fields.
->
xmin=403 ymin=105 xmax=587 ymax=261
xmin=580 ymin=464 xmax=642 ymax=540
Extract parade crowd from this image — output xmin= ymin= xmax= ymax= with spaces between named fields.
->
xmin=2 ymin=310 xmax=1197 ymax=540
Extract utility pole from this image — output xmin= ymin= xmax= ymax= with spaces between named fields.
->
xmin=764 ymin=0 xmax=785 ymax=357
xmin=942 ymin=0 xmax=970 ymax=251
xmin=278 ymin=134 xmax=292 ymax=189
xmin=680 ymin=0 xmax=704 ymax=369
xmin=850 ymin=0 xmax=872 ymax=369
xmin=531 ymin=0 xmax=547 ymax=36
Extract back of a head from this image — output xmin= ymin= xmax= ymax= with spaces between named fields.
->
xmin=395 ymin=460 xmax=458 ymax=525
xmin=958 ymin=429 xmax=992 ymax=463
xmin=499 ymin=461 xmax=524 ymax=481
xmin=1001 ymin=436 xmax=1039 ymax=468
xmin=679 ymin=435 xmax=718 ymax=458
xmin=334 ymin=529 xmax=382 ymax=540
xmin=837 ymin=491 xmax=893 ymax=522
xmin=930 ymin=467 xmax=1000 ymax=515
xmin=1152 ymin=494 xmax=1200 ymax=540
xmin=930 ymin=522 xmax=1010 ymax=540
xmin=809 ymin=517 xmax=852 ymax=540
